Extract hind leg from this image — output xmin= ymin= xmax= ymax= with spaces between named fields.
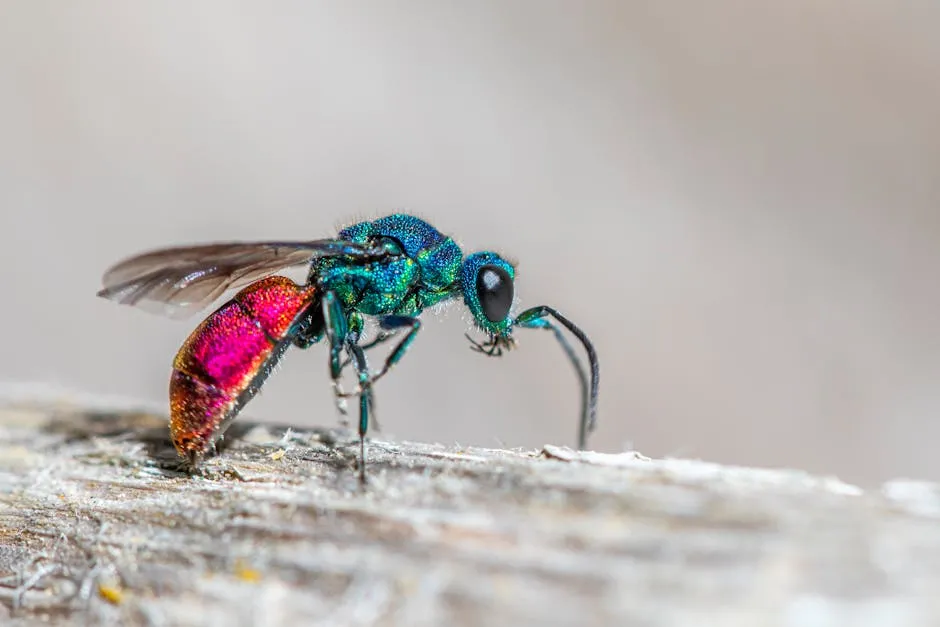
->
xmin=320 ymin=291 xmax=356 ymax=421
xmin=320 ymin=291 xmax=375 ymax=483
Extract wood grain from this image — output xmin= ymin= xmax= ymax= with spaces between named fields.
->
xmin=1 ymin=395 xmax=939 ymax=626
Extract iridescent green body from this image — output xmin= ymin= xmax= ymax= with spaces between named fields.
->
xmin=314 ymin=214 xmax=465 ymax=318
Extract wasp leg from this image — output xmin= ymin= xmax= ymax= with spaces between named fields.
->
xmin=514 ymin=306 xmax=600 ymax=450
xmin=322 ymin=290 xmax=351 ymax=419
xmin=336 ymin=315 xmax=421 ymax=391
xmin=370 ymin=316 xmax=422 ymax=383
xmin=344 ymin=341 xmax=372 ymax=484
xmin=515 ymin=317 xmax=589 ymax=448
xmin=293 ymin=332 xmax=321 ymax=350
xmin=338 ymin=330 xmax=396 ymax=369
xmin=354 ymin=329 xmax=398 ymax=353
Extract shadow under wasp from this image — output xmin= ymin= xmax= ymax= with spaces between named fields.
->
xmin=97 ymin=213 xmax=599 ymax=482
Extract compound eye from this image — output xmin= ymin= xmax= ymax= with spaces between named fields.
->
xmin=476 ymin=264 xmax=513 ymax=323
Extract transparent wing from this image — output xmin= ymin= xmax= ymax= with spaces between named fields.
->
xmin=97 ymin=239 xmax=384 ymax=319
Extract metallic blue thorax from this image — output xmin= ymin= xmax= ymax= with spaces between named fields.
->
xmin=313 ymin=214 xmax=464 ymax=316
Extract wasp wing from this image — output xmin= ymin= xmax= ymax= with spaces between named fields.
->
xmin=97 ymin=239 xmax=383 ymax=319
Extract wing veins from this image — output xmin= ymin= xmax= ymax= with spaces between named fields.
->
xmin=97 ymin=238 xmax=387 ymax=319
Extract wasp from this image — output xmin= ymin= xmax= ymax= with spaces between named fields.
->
xmin=97 ymin=213 xmax=599 ymax=482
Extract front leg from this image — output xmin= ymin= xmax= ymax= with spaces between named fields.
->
xmin=514 ymin=317 xmax=589 ymax=448
xmin=514 ymin=305 xmax=600 ymax=450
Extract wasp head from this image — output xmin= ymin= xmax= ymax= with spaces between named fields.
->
xmin=459 ymin=251 xmax=516 ymax=347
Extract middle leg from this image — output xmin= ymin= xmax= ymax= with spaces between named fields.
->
xmin=337 ymin=315 xmax=422 ymax=394
xmin=344 ymin=341 xmax=372 ymax=484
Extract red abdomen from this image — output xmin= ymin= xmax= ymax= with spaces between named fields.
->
xmin=169 ymin=276 xmax=319 ymax=462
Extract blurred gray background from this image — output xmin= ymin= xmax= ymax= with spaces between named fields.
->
xmin=2 ymin=1 xmax=938 ymax=487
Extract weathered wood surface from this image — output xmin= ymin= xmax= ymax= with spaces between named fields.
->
xmin=1 ymin=395 xmax=940 ymax=627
